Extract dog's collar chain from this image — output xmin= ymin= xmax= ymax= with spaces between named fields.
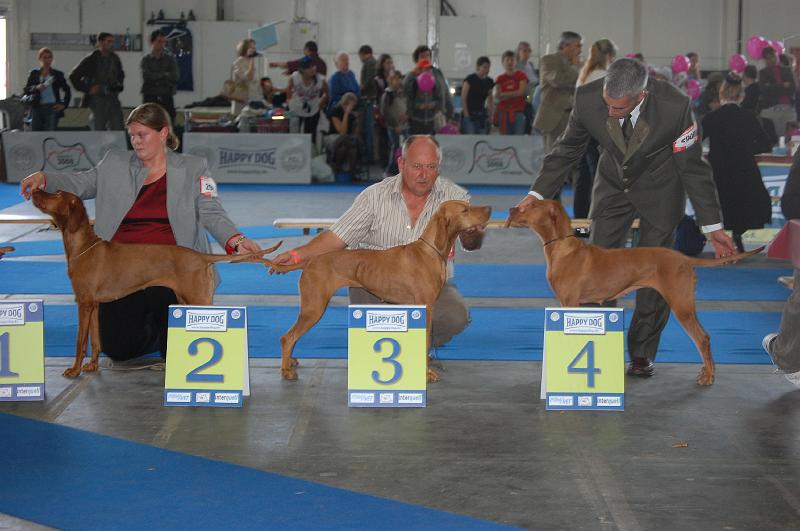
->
xmin=73 ymin=238 xmax=102 ymax=259
xmin=419 ymin=237 xmax=448 ymax=264
xmin=543 ymin=234 xmax=577 ymax=247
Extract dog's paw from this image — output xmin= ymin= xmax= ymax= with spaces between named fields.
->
xmin=696 ymin=367 xmax=714 ymax=386
xmin=63 ymin=367 xmax=81 ymax=378
xmin=426 ymin=368 xmax=440 ymax=383
xmin=281 ymin=367 xmax=298 ymax=381
xmin=82 ymin=360 xmax=99 ymax=373
xmin=290 ymin=357 xmax=299 ymax=367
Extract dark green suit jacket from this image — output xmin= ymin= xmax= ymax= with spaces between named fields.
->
xmin=532 ymin=78 xmax=722 ymax=233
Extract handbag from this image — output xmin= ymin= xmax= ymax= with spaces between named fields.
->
xmin=222 ymin=79 xmax=249 ymax=103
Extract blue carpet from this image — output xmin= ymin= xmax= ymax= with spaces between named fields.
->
xmin=3 ymin=261 xmax=791 ymax=302
xmin=0 ymin=413 xmax=508 ymax=531
xmin=0 ymin=183 xmax=24 ymax=210
xmin=40 ymin=305 xmax=779 ymax=364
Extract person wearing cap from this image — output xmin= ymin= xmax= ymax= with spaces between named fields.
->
xmin=403 ymin=56 xmax=447 ymax=135
xmin=269 ymin=40 xmax=327 ymax=76
xmin=327 ymin=51 xmax=360 ymax=116
xmin=286 ymin=56 xmax=328 ymax=136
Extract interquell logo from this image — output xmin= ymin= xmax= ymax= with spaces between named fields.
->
xmin=218 ymin=147 xmax=277 ymax=169
xmin=563 ymin=313 xmax=606 ymax=335
xmin=185 ymin=309 xmax=228 ymax=332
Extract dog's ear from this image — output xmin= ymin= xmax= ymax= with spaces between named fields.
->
xmin=65 ymin=195 xmax=85 ymax=233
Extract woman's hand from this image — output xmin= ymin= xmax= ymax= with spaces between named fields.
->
xmin=20 ymin=171 xmax=46 ymax=199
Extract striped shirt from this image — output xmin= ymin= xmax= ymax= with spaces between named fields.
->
xmin=330 ymin=174 xmax=470 ymax=275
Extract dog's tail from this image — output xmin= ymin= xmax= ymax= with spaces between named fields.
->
xmin=203 ymin=241 xmax=283 ymax=264
xmin=687 ymin=245 xmax=764 ymax=267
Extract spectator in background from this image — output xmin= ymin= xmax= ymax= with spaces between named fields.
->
xmin=374 ymin=54 xmax=395 ymax=168
xmin=229 ymin=38 xmax=263 ymax=117
xmin=326 ymin=92 xmax=363 ymax=177
xmin=412 ymin=45 xmax=454 ymax=120
xmin=759 ymin=46 xmax=796 ymax=143
xmin=69 ymin=32 xmax=125 ymax=130
xmin=495 ymin=51 xmax=528 ymax=135
xmin=533 ymin=31 xmax=582 ymax=152
xmin=516 ymin=41 xmax=538 ymax=134
xmin=696 ymin=71 xmax=724 ymax=122
xmin=460 ymin=56 xmax=494 ymax=135
xmin=358 ymin=44 xmax=378 ymax=167
xmin=327 ymin=51 xmax=360 ymax=116
xmin=573 ymin=38 xmax=617 ymax=219
xmin=259 ymin=77 xmax=286 ymax=108
xmin=702 ymin=73 xmax=773 ymax=252
xmin=269 ymin=40 xmax=327 ymax=77
xmin=686 ymin=52 xmax=701 ymax=80
xmin=380 ymin=70 xmax=408 ymax=176
xmin=741 ymin=64 xmax=760 ymax=111
xmin=404 ymin=58 xmax=446 ymax=135
xmin=286 ymin=57 xmax=328 ymax=137
xmin=140 ymin=30 xmax=178 ymax=124
xmin=24 ymin=47 xmax=70 ymax=131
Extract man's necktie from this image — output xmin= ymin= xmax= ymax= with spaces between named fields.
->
xmin=622 ymin=115 xmax=633 ymax=145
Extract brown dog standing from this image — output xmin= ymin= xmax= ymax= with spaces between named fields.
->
xmin=262 ymin=200 xmax=491 ymax=382
xmin=506 ymin=199 xmax=763 ymax=386
xmin=32 ymin=189 xmax=280 ymax=378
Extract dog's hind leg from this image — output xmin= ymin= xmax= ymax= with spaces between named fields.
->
xmin=425 ymin=305 xmax=440 ymax=383
xmin=659 ymin=275 xmax=714 ymax=386
xmin=280 ymin=276 xmax=339 ymax=380
xmin=65 ymin=302 xmax=93 ymax=378
xmin=81 ymin=304 xmax=101 ymax=373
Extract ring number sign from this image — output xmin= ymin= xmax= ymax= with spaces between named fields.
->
xmin=0 ymin=301 xmax=45 ymax=401
xmin=542 ymin=308 xmax=624 ymax=411
xmin=348 ymin=305 xmax=427 ymax=407
xmin=164 ymin=306 xmax=249 ymax=407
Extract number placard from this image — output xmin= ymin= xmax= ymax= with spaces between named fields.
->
xmin=163 ymin=306 xmax=249 ymax=407
xmin=542 ymin=308 xmax=624 ymax=411
xmin=0 ymin=301 xmax=45 ymax=401
xmin=347 ymin=305 xmax=427 ymax=407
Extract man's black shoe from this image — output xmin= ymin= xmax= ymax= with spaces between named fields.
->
xmin=626 ymin=357 xmax=655 ymax=377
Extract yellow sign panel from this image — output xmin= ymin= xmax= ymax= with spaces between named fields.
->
xmin=0 ymin=301 xmax=45 ymax=401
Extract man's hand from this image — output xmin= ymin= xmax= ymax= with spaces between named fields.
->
xmin=268 ymin=249 xmax=299 ymax=275
xmin=708 ymin=229 xmax=737 ymax=258
xmin=20 ymin=171 xmax=46 ymax=199
xmin=515 ymin=194 xmax=538 ymax=212
xmin=53 ymin=103 xmax=65 ymax=112
xmin=89 ymin=84 xmax=100 ymax=96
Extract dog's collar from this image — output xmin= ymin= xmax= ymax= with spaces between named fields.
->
xmin=73 ymin=238 xmax=102 ymax=259
xmin=419 ymin=237 xmax=448 ymax=264
xmin=543 ymin=234 xmax=577 ymax=247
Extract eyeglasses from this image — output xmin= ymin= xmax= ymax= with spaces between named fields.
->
xmin=409 ymin=162 xmax=439 ymax=172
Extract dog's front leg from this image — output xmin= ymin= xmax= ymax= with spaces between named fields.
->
xmin=65 ymin=302 xmax=93 ymax=378
xmin=81 ymin=304 xmax=101 ymax=373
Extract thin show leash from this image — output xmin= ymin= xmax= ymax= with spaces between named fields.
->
xmin=72 ymin=238 xmax=102 ymax=260
xmin=418 ymin=237 xmax=448 ymax=264
xmin=543 ymin=234 xmax=577 ymax=247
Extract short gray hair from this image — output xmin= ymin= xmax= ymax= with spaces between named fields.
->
xmin=604 ymin=58 xmax=648 ymax=99
xmin=558 ymin=31 xmax=582 ymax=49
xmin=401 ymin=135 xmax=442 ymax=164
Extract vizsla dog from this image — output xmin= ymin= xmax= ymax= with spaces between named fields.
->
xmin=32 ymin=189 xmax=280 ymax=378
xmin=263 ymin=200 xmax=492 ymax=382
xmin=506 ymin=200 xmax=763 ymax=386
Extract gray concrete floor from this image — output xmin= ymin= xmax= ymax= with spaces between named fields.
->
xmin=2 ymin=180 xmax=799 ymax=530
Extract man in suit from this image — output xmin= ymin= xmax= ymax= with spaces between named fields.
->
xmin=517 ymin=58 xmax=737 ymax=377
xmin=533 ymin=31 xmax=582 ymax=153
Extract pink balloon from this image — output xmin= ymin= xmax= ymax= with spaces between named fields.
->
xmin=416 ymin=71 xmax=435 ymax=93
xmin=746 ymin=35 xmax=768 ymax=59
xmin=671 ymin=55 xmax=690 ymax=74
xmin=686 ymin=79 xmax=701 ymax=100
xmin=769 ymin=40 xmax=785 ymax=56
xmin=728 ymin=53 xmax=747 ymax=73
xmin=625 ymin=53 xmax=637 ymax=59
